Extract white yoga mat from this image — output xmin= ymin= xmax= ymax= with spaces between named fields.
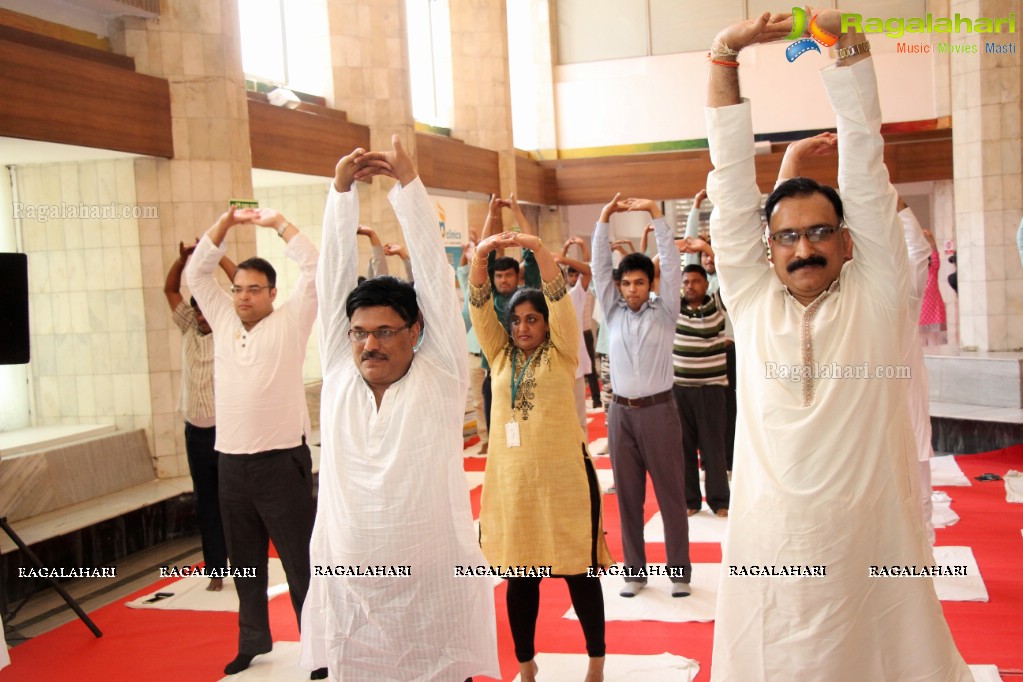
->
xmin=464 ymin=470 xmax=485 ymax=492
xmin=645 ymin=510 xmax=727 ymax=544
xmin=1004 ymin=470 xmax=1023 ymax=503
xmin=216 ymin=642 xmax=306 ymax=681
xmin=931 ymin=456 xmax=971 ymax=487
xmin=126 ymin=558 xmax=289 ymax=612
xmin=932 ymin=491 xmax=960 ymax=528
xmin=565 ymin=563 xmax=719 ymax=623
xmin=596 ymin=468 xmax=616 ymax=493
xmin=933 ymin=546 xmax=988 ymax=602
xmin=968 ymin=664 xmax=1004 ymax=682
xmin=513 ymin=652 xmax=700 ymax=682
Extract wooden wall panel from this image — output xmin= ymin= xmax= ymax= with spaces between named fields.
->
xmin=415 ymin=133 xmax=500 ymax=195
xmin=545 ymin=130 xmax=953 ymax=204
xmin=248 ymin=98 xmax=370 ymax=177
xmin=0 ymin=38 xmax=172 ymax=158
xmin=514 ymin=154 xmax=558 ymax=205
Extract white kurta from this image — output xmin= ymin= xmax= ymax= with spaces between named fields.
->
xmin=299 ymin=178 xmax=499 ymax=681
xmin=706 ymin=59 xmax=970 ymax=681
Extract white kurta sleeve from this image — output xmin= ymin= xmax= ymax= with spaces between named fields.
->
xmin=822 ymin=58 xmax=907 ymax=312
xmin=184 ymin=235 xmax=234 ymax=325
xmin=899 ymin=206 xmax=931 ymax=317
xmin=317 ymin=184 xmax=361 ymax=374
xmin=391 ymin=178 xmax=467 ymax=385
xmin=705 ymin=100 xmax=772 ymax=317
xmin=282 ymin=232 xmax=319 ymax=338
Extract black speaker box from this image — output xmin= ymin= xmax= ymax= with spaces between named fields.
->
xmin=0 ymin=252 xmax=30 ymax=365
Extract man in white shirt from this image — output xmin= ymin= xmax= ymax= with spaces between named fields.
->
xmin=299 ymin=137 xmax=499 ymax=681
xmin=186 ymin=207 xmax=321 ymax=678
xmin=705 ymin=11 xmax=970 ymax=681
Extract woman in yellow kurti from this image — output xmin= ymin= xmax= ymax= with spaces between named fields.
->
xmin=469 ymin=230 xmax=613 ymax=682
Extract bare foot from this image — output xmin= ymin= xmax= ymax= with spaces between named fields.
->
xmin=584 ymin=656 xmax=604 ymax=682
xmin=207 ymin=577 xmax=223 ymax=592
xmin=519 ymin=659 xmax=538 ymax=682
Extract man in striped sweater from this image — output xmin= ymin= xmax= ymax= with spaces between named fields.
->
xmin=672 ymin=262 xmax=731 ymax=517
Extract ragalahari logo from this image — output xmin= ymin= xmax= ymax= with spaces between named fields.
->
xmin=785 ymin=7 xmax=838 ymax=62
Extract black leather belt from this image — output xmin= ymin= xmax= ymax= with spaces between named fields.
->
xmin=612 ymin=389 xmax=673 ymax=408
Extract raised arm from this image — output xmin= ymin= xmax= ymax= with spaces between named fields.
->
xmin=898 ymin=201 xmax=931 ymax=310
xmin=318 ymin=147 xmax=367 ymax=371
xmin=639 ymin=223 xmax=655 ymax=257
xmin=362 ymin=135 xmax=467 ymax=378
xmin=683 ymin=189 xmax=707 ymax=266
xmin=622 ymin=198 xmax=680 ymax=306
xmin=818 ymin=11 xmax=906 ymax=310
xmin=777 ymin=132 xmax=837 ymax=185
xmin=705 ymin=13 xmax=791 ymax=311
xmin=555 ymin=253 xmax=592 ymax=290
xmin=359 ymin=225 xmax=389 ymax=278
xmin=592 ymin=193 xmax=627 ymax=321
xmin=383 ymin=242 xmax=414 ymax=282
xmin=186 ymin=209 xmax=258 ymax=323
xmin=165 ymin=240 xmax=197 ymax=311
xmin=249 ymin=208 xmax=318 ymax=333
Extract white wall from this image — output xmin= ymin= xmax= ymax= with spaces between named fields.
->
xmin=555 ymin=38 xmax=937 ymax=151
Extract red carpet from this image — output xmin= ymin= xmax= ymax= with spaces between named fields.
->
xmin=3 ymin=436 xmax=1021 ymax=681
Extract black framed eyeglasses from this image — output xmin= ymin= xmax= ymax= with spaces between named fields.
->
xmin=347 ymin=323 xmax=413 ymax=343
xmin=768 ymin=225 xmax=842 ymax=247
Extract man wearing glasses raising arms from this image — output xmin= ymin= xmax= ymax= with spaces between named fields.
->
xmin=705 ymin=8 xmax=969 ymax=681
xmin=298 ymin=136 xmax=499 ymax=681
xmin=186 ymin=206 xmax=323 ymax=679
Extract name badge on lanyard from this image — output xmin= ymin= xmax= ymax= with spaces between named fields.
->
xmin=508 ymin=348 xmax=536 ymax=449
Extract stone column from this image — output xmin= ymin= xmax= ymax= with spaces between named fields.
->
xmin=949 ymin=0 xmax=1022 ymax=350
xmin=111 ymin=0 xmax=254 ymax=477
xmin=324 ymin=0 xmax=416 ymax=252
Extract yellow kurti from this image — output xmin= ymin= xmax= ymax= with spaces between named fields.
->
xmin=469 ymin=274 xmax=613 ymax=575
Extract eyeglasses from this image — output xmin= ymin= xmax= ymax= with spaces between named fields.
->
xmin=768 ymin=225 xmax=842 ymax=247
xmin=347 ymin=323 xmax=413 ymax=343
xmin=230 ymin=285 xmax=272 ymax=295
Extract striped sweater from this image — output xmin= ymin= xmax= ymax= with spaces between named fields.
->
xmin=673 ymin=292 xmax=729 ymax=387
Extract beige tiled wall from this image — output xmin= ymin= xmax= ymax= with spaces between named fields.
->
xmin=16 ymin=161 xmax=154 ymax=442
xmin=950 ymin=0 xmax=1022 ymax=351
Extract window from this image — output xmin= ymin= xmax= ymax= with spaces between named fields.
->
xmin=239 ymin=0 xmax=330 ymax=97
xmin=405 ymin=0 xmax=454 ymax=128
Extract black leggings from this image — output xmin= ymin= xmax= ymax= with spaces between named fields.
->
xmin=505 ymin=574 xmax=605 ymax=662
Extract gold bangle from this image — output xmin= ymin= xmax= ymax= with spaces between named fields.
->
xmin=471 ymin=254 xmax=486 ymax=269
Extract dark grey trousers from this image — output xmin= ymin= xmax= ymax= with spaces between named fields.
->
xmin=674 ymin=384 xmax=731 ymax=513
xmin=608 ymin=398 xmax=691 ymax=584
xmin=218 ymin=443 xmax=316 ymax=655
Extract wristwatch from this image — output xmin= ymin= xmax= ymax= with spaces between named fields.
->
xmin=834 ymin=40 xmax=870 ymax=60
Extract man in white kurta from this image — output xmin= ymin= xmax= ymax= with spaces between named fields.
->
xmin=705 ymin=14 xmax=970 ymax=681
xmin=299 ymin=139 xmax=499 ymax=681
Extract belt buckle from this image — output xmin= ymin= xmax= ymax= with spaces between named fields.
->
xmin=626 ymin=396 xmax=639 ymax=408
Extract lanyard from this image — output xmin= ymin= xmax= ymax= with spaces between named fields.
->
xmin=510 ymin=348 xmax=537 ymax=412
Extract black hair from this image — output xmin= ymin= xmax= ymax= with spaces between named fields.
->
xmin=189 ymin=296 xmax=198 ymax=307
xmin=566 ymin=266 xmax=579 ymax=275
xmin=617 ymin=252 xmax=654 ymax=283
xmin=235 ymin=257 xmax=277 ymax=289
xmin=357 ymin=275 xmax=367 ymax=285
xmin=505 ymin=288 xmax=549 ymax=335
xmin=764 ymin=177 xmax=844 ymax=228
xmin=612 ymin=267 xmax=621 ymax=283
xmin=491 ymin=256 xmax=520 ymax=275
xmin=345 ymin=276 xmax=420 ymax=327
xmin=682 ymin=264 xmax=708 ymax=281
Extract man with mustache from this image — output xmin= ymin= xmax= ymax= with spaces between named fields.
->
xmin=705 ymin=10 xmax=970 ymax=681
xmin=299 ymin=136 xmax=499 ymax=681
